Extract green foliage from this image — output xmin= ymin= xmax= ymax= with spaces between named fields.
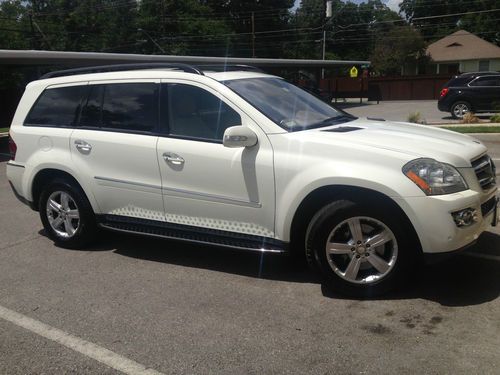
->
xmin=370 ymin=26 xmax=427 ymax=76
xmin=0 ymin=0 xmax=498 ymax=65
xmin=442 ymin=126 xmax=500 ymax=133
xmin=400 ymin=0 xmax=500 ymax=45
xmin=490 ymin=114 xmax=500 ymax=123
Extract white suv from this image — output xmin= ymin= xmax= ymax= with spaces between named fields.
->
xmin=6 ymin=64 xmax=498 ymax=296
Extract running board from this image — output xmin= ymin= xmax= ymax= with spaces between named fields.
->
xmin=97 ymin=215 xmax=288 ymax=254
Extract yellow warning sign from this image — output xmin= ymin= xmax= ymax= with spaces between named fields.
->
xmin=349 ymin=66 xmax=358 ymax=78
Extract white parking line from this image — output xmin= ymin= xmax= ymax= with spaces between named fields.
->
xmin=0 ymin=305 xmax=164 ymax=375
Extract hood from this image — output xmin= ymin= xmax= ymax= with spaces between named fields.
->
xmin=301 ymin=118 xmax=487 ymax=167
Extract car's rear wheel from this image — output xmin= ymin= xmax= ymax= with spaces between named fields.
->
xmin=39 ymin=178 xmax=97 ymax=249
xmin=451 ymin=101 xmax=471 ymax=119
xmin=305 ymin=200 xmax=419 ymax=297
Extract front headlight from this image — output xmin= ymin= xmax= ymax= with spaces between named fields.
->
xmin=403 ymin=158 xmax=468 ymax=195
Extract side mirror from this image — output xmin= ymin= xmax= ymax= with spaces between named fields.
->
xmin=223 ymin=126 xmax=258 ymax=148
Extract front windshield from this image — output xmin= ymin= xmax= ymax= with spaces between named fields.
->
xmin=223 ymin=77 xmax=354 ymax=131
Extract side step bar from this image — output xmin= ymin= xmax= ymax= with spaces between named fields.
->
xmin=97 ymin=215 xmax=288 ymax=254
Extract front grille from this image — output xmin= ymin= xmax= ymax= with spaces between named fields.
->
xmin=481 ymin=197 xmax=497 ymax=217
xmin=471 ymin=154 xmax=496 ymax=190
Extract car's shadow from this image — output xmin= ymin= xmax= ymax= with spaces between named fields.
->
xmin=46 ymin=229 xmax=500 ymax=307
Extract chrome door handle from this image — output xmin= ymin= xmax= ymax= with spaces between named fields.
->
xmin=163 ymin=152 xmax=184 ymax=165
xmin=74 ymin=139 xmax=92 ymax=154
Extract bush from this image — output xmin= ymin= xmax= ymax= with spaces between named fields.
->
xmin=407 ymin=111 xmax=421 ymax=123
xmin=461 ymin=112 xmax=481 ymax=124
xmin=490 ymin=114 xmax=500 ymax=123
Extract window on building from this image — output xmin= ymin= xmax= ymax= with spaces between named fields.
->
xmin=478 ymin=60 xmax=490 ymax=71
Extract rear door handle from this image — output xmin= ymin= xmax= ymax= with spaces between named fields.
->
xmin=74 ymin=139 xmax=92 ymax=154
xmin=163 ymin=152 xmax=184 ymax=165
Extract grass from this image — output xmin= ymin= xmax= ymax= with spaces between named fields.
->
xmin=442 ymin=126 xmax=500 ymax=133
xmin=0 ymin=127 xmax=9 ymax=133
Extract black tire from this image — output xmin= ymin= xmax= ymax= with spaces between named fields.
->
xmin=450 ymin=101 xmax=471 ymax=119
xmin=39 ymin=178 xmax=97 ymax=249
xmin=305 ymin=200 xmax=419 ymax=297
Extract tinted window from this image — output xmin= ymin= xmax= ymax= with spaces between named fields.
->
xmin=80 ymin=83 xmax=158 ymax=132
xmin=25 ymin=85 xmax=86 ymax=127
xmin=445 ymin=77 xmax=472 ymax=87
xmin=80 ymin=85 xmax=103 ymax=127
xmin=165 ymin=83 xmax=241 ymax=141
xmin=470 ymin=77 xmax=500 ymax=87
xmin=224 ymin=77 xmax=352 ymax=131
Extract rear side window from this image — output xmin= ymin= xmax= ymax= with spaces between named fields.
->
xmin=469 ymin=76 xmax=500 ymax=87
xmin=80 ymin=82 xmax=158 ymax=132
xmin=25 ymin=85 xmax=86 ymax=127
xmin=445 ymin=77 xmax=471 ymax=87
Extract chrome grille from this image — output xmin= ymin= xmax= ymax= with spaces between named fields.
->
xmin=471 ymin=154 xmax=496 ymax=190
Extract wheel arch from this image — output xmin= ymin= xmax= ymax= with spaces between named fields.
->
xmin=30 ymin=168 xmax=99 ymax=213
xmin=287 ymin=185 xmax=422 ymax=258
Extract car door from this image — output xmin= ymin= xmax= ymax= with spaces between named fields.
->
xmin=70 ymin=80 xmax=165 ymax=221
xmin=156 ymin=80 xmax=275 ymax=238
xmin=468 ymin=76 xmax=500 ymax=111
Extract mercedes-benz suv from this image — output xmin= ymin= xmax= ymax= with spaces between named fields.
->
xmin=6 ymin=64 xmax=498 ymax=297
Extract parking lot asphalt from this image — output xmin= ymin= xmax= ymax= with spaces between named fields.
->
xmin=339 ymin=100 xmax=495 ymax=124
xmin=0 ymin=136 xmax=499 ymax=374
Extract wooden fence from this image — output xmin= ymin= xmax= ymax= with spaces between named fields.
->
xmin=298 ymin=74 xmax=453 ymax=102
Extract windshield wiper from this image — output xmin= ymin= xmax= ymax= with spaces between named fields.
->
xmin=310 ymin=114 xmax=355 ymax=127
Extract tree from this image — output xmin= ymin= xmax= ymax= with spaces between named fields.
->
xmin=399 ymin=0 xmax=500 ymax=45
xmin=370 ymin=25 xmax=426 ymax=75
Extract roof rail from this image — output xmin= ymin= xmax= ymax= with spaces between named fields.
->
xmin=40 ymin=63 xmax=204 ymax=79
xmin=198 ymin=64 xmax=264 ymax=73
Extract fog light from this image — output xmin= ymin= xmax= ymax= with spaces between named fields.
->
xmin=452 ymin=208 xmax=478 ymax=227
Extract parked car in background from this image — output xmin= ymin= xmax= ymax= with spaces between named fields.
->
xmin=6 ymin=64 xmax=498 ymax=297
xmin=438 ymin=72 xmax=500 ymax=118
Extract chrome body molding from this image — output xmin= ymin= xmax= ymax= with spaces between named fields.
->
xmin=94 ymin=176 xmax=262 ymax=208
xmin=161 ymin=186 xmax=262 ymax=208
xmin=6 ymin=161 xmax=25 ymax=168
xmin=94 ymin=176 xmax=161 ymax=190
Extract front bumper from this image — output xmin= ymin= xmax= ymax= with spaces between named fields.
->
xmin=395 ymin=188 xmax=498 ymax=255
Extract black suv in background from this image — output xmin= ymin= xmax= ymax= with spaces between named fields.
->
xmin=438 ymin=72 xmax=500 ymax=118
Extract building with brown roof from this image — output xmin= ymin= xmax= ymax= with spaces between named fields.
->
xmin=426 ymin=30 xmax=500 ymax=74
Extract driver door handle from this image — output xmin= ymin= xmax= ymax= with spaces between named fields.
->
xmin=163 ymin=152 xmax=185 ymax=165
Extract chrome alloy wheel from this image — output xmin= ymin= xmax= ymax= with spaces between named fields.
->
xmin=325 ymin=216 xmax=398 ymax=284
xmin=46 ymin=191 xmax=80 ymax=238
xmin=453 ymin=103 xmax=469 ymax=118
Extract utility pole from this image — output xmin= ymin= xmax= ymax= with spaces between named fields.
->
xmin=322 ymin=1 xmax=333 ymax=78
xmin=251 ymin=11 xmax=255 ymax=58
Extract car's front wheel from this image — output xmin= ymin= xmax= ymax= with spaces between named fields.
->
xmin=305 ymin=200 xmax=419 ymax=297
xmin=39 ymin=178 xmax=97 ymax=249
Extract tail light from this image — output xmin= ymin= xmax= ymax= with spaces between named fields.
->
xmin=8 ymin=132 xmax=17 ymax=160
xmin=439 ymin=88 xmax=449 ymax=98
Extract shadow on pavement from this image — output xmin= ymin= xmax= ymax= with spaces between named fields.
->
xmin=0 ymin=137 xmax=10 ymax=162
xmin=47 ymin=228 xmax=500 ymax=307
